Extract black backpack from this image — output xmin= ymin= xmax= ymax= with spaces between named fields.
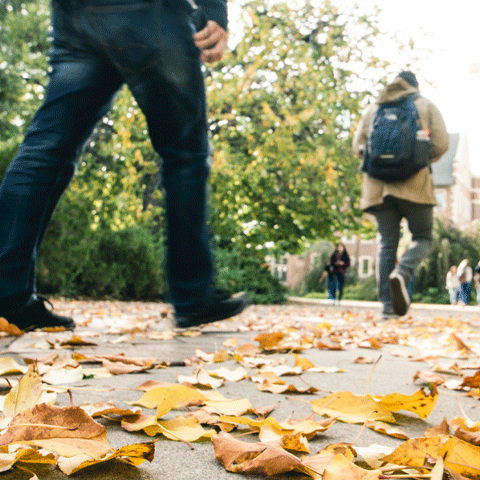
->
xmin=362 ymin=94 xmax=431 ymax=182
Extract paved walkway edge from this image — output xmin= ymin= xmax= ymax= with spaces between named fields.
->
xmin=287 ymin=296 xmax=480 ymax=314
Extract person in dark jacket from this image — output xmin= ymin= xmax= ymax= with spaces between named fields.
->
xmin=0 ymin=0 xmax=248 ymax=331
xmin=327 ymin=242 xmax=350 ymax=304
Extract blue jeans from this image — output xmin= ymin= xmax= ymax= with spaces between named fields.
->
xmin=327 ymin=273 xmax=345 ymax=301
xmin=0 ymin=0 xmax=213 ymax=314
xmin=373 ymin=196 xmax=433 ymax=312
xmin=460 ymin=282 xmax=472 ymax=305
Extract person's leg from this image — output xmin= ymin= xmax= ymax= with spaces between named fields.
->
xmin=373 ymin=198 xmax=402 ymax=313
xmin=448 ymin=288 xmax=456 ymax=305
xmin=76 ymin=0 xmax=246 ymax=322
xmin=388 ymin=199 xmax=433 ymax=316
xmin=0 ymin=2 xmax=123 ymax=323
xmin=337 ymin=273 xmax=346 ymax=301
xmin=395 ymin=200 xmax=434 ymax=285
xmin=327 ymin=275 xmax=335 ymax=300
xmin=465 ymin=282 xmax=472 ymax=305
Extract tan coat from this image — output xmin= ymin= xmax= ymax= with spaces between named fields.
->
xmin=352 ymin=77 xmax=449 ymax=212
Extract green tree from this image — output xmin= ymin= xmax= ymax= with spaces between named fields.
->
xmin=207 ymin=0 xmax=391 ymax=257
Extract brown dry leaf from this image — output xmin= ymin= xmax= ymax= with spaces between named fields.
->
xmin=72 ymin=353 xmax=157 ymax=368
xmin=413 ymin=370 xmax=446 ymax=385
xmin=293 ymin=353 xmax=316 ymax=371
xmin=314 ymin=340 xmax=344 ymax=350
xmin=206 ymin=366 xmax=248 ymax=382
xmin=250 ymin=371 xmax=285 ymax=385
xmin=260 ymin=429 xmax=310 ymax=453
xmin=155 ymin=416 xmax=215 ymax=442
xmin=234 ymin=343 xmax=260 ymax=357
xmin=203 ymin=398 xmax=253 ymax=417
xmin=223 ymin=337 xmax=238 ymax=348
xmin=0 ymin=358 xmax=28 ymax=376
xmin=41 ymin=366 xmax=84 ymax=385
xmin=121 ymin=413 xmax=157 ymax=433
xmin=323 ymin=454 xmax=382 ymax=480
xmin=178 ymin=366 xmax=224 ymax=389
xmin=438 ymin=436 xmax=480 ymax=479
xmin=261 ymin=365 xmax=303 ymax=377
xmin=451 ymin=417 xmax=480 ymax=446
xmin=100 ymin=359 xmax=152 ymax=375
xmin=60 ymin=335 xmax=98 ymax=347
xmin=2 ymin=367 xmax=44 ymax=418
xmin=258 ymin=381 xmax=318 ymax=394
xmin=254 ymin=332 xmax=285 ymax=350
xmin=80 ymin=401 xmax=142 ymax=418
xmin=298 ymin=443 xmax=357 ymax=478
xmin=135 ymin=380 xmax=176 ymax=391
xmin=0 ymin=404 xmax=111 ymax=459
xmin=354 ymin=357 xmax=375 ymax=364
xmin=381 ymin=435 xmax=447 ymax=467
xmin=284 ymin=415 xmax=337 ymax=439
xmin=365 ymin=420 xmax=409 ymax=439
xmin=460 ymin=370 xmax=480 ymax=389
xmin=252 ymin=405 xmax=275 ymax=419
xmin=127 ymin=385 xmax=207 ymax=412
xmin=0 ymin=448 xmax=56 ymax=473
xmin=358 ymin=337 xmax=382 ymax=349
xmin=0 ymin=318 xmax=23 ymax=336
xmin=310 ymin=391 xmax=396 ymax=424
xmin=212 ymin=432 xmax=300 ymax=476
xmin=448 ymin=334 xmax=474 ymax=354
xmin=57 ymin=441 xmax=155 ymax=475
xmin=425 ymin=418 xmax=451 ymax=437
xmin=376 ymin=386 xmax=438 ymax=419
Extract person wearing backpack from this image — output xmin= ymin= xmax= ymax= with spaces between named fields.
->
xmin=353 ymin=71 xmax=449 ymax=319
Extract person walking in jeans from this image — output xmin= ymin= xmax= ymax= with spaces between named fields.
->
xmin=0 ymin=0 xmax=248 ymax=330
xmin=326 ymin=242 xmax=350 ymax=305
xmin=353 ymin=72 xmax=449 ymax=319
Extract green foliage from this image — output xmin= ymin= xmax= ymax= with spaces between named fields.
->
xmin=415 ymin=219 xmax=480 ymax=294
xmin=73 ymin=226 xmax=166 ymax=299
xmin=215 ymin=249 xmax=287 ymax=304
xmin=207 ymin=0 xmax=388 ymax=256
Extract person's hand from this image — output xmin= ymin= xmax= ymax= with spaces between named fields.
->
xmin=193 ymin=20 xmax=228 ymax=63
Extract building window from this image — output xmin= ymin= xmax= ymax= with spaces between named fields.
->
xmin=358 ymin=256 xmax=373 ymax=278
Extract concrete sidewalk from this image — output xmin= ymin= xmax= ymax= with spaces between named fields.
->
xmin=288 ymin=296 xmax=480 ymax=316
xmin=0 ymin=299 xmax=479 ymax=480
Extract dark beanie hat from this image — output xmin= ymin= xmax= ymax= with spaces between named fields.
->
xmin=397 ymin=71 xmax=419 ymax=87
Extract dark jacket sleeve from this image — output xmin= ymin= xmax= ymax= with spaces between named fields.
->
xmin=196 ymin=0 xmax=228 ymax=30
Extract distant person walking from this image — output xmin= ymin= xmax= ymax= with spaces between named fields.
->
xmin=353 ymin=71 xmax=449 ymax=319
xmin=326 ymin=243 xmax=350 ymax=304
xmin=445 ymin=265 xmax=460 ymax=305
xmin=475 ymin=261 xmax=480 ymax=305
xmin=458 ymin=259 xmax=473 ymax=305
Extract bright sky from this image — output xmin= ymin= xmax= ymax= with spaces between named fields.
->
xmin=372 ymin=0 xmax=480 ymax=175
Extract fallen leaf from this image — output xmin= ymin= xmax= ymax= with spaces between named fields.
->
xmin=0 ymin=358 xmax=28 ymax=376
xmin=60 ymin=335 xmax=98 ymax=347
xmin=413 ymin=370 xmax=446 ymax=385
xmin=310 ymin=391 xmax=395 ymax=424
xmin=57 ymin=441 xmax=155 ymax=474
xmin=178 ymin=367 xmax=224 ymax=389
xmin=212 ymin=432 xmax=300 ymax=476
xmin=2 ymin=367 xmax=44 ymax=418
xmin=365 ymin=420 xmax=409 ymax=439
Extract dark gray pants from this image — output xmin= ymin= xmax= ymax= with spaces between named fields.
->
xmin=373 ymin=196 xmax=433 ymax=311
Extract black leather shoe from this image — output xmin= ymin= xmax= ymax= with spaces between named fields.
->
xmin=175 ymin=291 xmax=249 ymax=329
xmin=2 ymin=295 xmax=76 ymax=331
